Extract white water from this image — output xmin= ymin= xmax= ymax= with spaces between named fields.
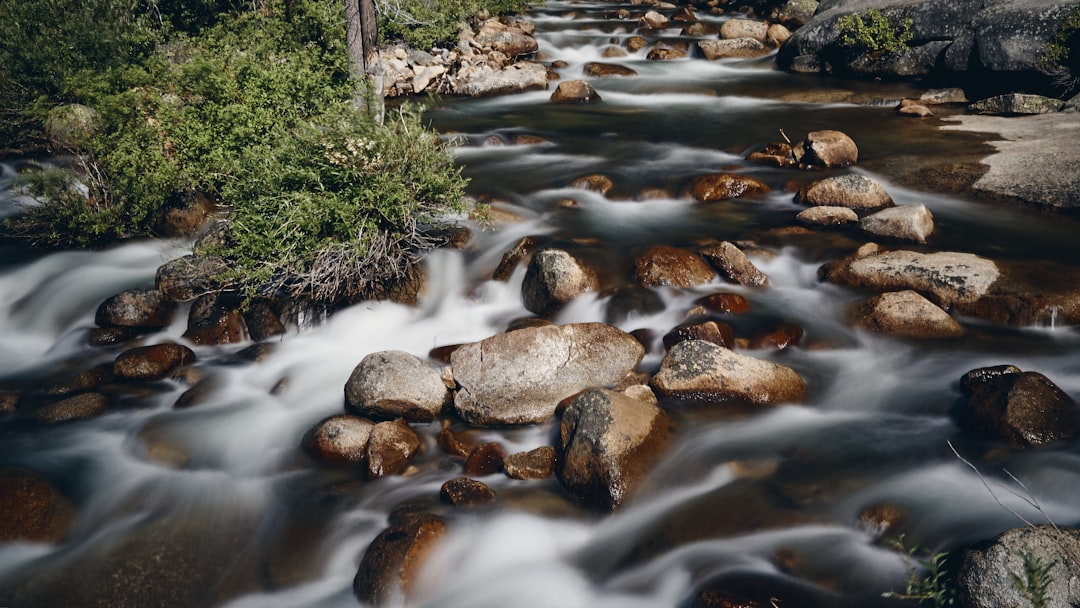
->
xmin=3 ymin=2 xmax=1080 ymax=607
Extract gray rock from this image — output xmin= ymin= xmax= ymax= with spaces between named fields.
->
xmin=796 ymin=205 xmax=860 ymax=226
xmin=957 ymin=525 xmax=1080 ymax=608
xmin=650 ymin=340 xmax=807 ymax=406
xmin=802 ymin=130 xmax=859 ymax=168
xmin=155 ymin=254 xmax=229 ymax=302
xmin=557 ymin=388 xmax=672 ymax=510
xmin=522 ymin=248 xmax=600 ymax=317
xmin=720 ymin=19 xmax=769 ymax=42
xmin=969 ymin=93 xmax=1066 ymax=115
xmin=859 ymin=203 xmax=935 ymax=243
xmin=344 ymin=350 xmax=449 ymax=423
xmin=698 ymin=38 xmax=771 ymax=60
xmin=451 ymin=323 xmax=645 ymax=426
xmin=453 ymin=62 xmax=549 ymax=97
xmin=795 ymin=174 xmax=893 ymax=210
xmin=853 ymin=290 xmax=963 ymax=337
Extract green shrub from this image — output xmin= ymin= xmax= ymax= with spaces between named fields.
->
xmin=882 ymin=536 xmax=956 ymax=607
xmin=1042 ymin=4 xmax=1080 ymax=93
xmin=836 ymin=8 xmax=914 ymax=56
xmin=381 ymin=0 xmax=533 ymax=50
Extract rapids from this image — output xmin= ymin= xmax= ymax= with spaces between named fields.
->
xmin=2 ymin=1 xmax=1080 ymax=606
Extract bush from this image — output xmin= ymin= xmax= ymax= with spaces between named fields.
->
xmin=1042 ymin=4 xmax=1080 ymax=94
xmin=836 ymin=8 xmax=913 ymax=56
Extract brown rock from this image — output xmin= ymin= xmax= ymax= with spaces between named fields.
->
xmin=183 ymin=292 xmax=247 ymax=345
xmin=551 ymin=80 xmax=602 ymax=103
xmin=32 ymin=392 xmax=108 ymax=424
xmin=154 ymin=254 xmax=228 ymax=302
xmin=719 ymin=19 xmax=768 ymax=41
xmin=671 ymin=6 xmax=697 ymax=22
xmin=113 ymin=343 xmax=196 ymax=380
xmin=583 ymin=62 xmax=638 ymax=78
xmin=475 ymin=20 xmax=539 ymax=57
xmin=511 ymin=134 xmax=547 ymax=145
xmin=440 ymin=477 xmax=497 ymax=507
xmin=42 ymin=363 xmax=115 ymax=397
xmin=87 ymin=326 xmax=143 ymax=347
xmin=801 ymin=130 xmax=858 ymax=168
xmin=663 ymin=320 xmax=734 ymax=350
xmin=557 ymin=388 xmax=672 ymax=510
xmin=503 ymin=446 xmax=557 ymax=480
xmin=95 ymin=288 xmax=176 ymax=328
xmin=748 ymin=323 xmax=804 ymax=350
xmin=601 ymin=45 xmax=628 ymax=58
xmin=854 ymin=290 xmax=963 ymax=338
xmin=957 ymin=367 xmax=1080 ymax=448
xmin=633 ymin=245 xmax=719 ymax=288
xmin=898 ymin=100 xmax=934 ymax=117
xmin=698 ymin=38 xmax=770 ymax=60
xmin=464 ymin=442 xmax=506 ymax=476
xmin=747 ymin=141 xmax=797 ymax=167
xmin=646 ymin=42 xmax=689 ymax=60
xmin=696 ymin=292 xmax=751 ymax=315
xmin=353 ymin=512 xmax=446 ymax=605
xmin=796 ymin=206 xmax=859 ymax=226
xmin=640 ymin=10 xmax=669 ymax=28
xmin=651 ymin=340 xmax=806 ymax=406
xmin=795 ymin=174 xmax=893 ymax=210
xmin=0 ymin=468 xmax=76 ymax=543
xmin=698 ymin=241 xmax=769 ymax=286
xmin=859 ymin=502 xmax=909 ymax=537
xmin=301 ymin=414 xmax=375 ymax=464
xmin=437 ymin=421 xmax=473 ymax=459
xmin=493 ymin=235 xmax=538 ymax=282
xmin=366 ymin=419 xmax=423 ymax=479
xmin=626 ymin=36 xmax=648 ymax=52
xmin=689 ymin=173 xmax=771 ymax=202
xmin=522 ymin=248 xmax=600 ymax=317
xmin=766 ymin=23 xmax=792 ymax=46
xmin=242 ymin=299 xmax=287 ymax=342
xmin=570 ymin=173 xmax=615 ymax=195
xmin=681 ymin=22 xmax=720 ymax=36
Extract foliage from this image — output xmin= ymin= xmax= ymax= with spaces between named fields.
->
xmin=380 ymin=0 xmax=533 ymax=50
xmin=1011 ymin=548 xmax=1056 ymax=608
xmin=836 ymin=8 xmax=913 ymax=56
xmin=882 ymin=536 xmax=956 ymax=608
xmin=1041 ymin=4 xmax=1080 ymax=94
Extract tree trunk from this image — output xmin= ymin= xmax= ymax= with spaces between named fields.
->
xmin=345 ymin=0 xmax=384 ymax=123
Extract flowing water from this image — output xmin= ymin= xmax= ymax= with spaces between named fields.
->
xmin=2 ymin=2 xmax=1080 ymax=607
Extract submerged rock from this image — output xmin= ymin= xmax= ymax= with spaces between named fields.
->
xmin=344 ymin=350 xmax=449 ymax=423
xmin=354 ymin=512 xmax=446 ymax=605
xmin=0 ymin=467 xmax=76 ymax=543
xmin=451 ymin=322 xmax=644 ymax=426
xmin=956 ymin=365 xmax=1079 ymax=448
xmin=557 ymin=388 xmax=673 ymax=510
xmin=651 ymin=340 xmax=806 ymax=406
xmin=32 ymin=392 xmax=109 ymax=424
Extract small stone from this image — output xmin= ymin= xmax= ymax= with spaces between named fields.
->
xmin=463 ymin=442 xmax=506 ymax=476
xmin=689 ymin=173 xmax=771 ymax=202
xmin=33 ymin=392 xmax=108 ymax=424
xmin=366 ymin=419 xmax=423 ymax=479
xmin=795 ymin=174 xmax=893 ymax=210
xmin=503 ymin=446 xmax=557 ymax=480
xmin=301 ymin=414 xmax=375 ymax=464
xmin=698 ymin=241 xmax=769 ymax=286
xmin=113 ymin=343 xmax=196 ymax=380
xmin=796 ymin=206 xmax=859 ymax=226
xmin=860 ymin=204 xmax=935 ymax=243
xmin=440 ymin=477 xmax=497 ymax=507
xmin=550 ymin=80 xmax=602 ymax=103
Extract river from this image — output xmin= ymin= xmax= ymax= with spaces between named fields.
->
xmin=2 ymin=2 xmax=1080 ymax=607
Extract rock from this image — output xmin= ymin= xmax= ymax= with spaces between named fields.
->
xmin=583 ymin=62 xmax=638 ymax=77
xmin=777 ymin=0 xmax=819 ymax=28
xmin=957 ymin=525 xmax=1080 ymax=608
xmin=156 ymin=195 xmax=217 ymax=239
xmin=453 ymin=62 xmax=549 ymax=97
xmin=33 ymin=392 xmax=109 ymax=424
xmin=87 ymin=326 xmax=143 ymax=347
xmin=671 ymin=7 xmax=697 ymax=22
xmin=646 ymin=42 xmax=690 ymax=60
xmin=241 ymin=298 xmax=287 ymax=342
xmin=412 ymin=65 xmax=446 ymax=94
xmin=550 ymin=80 xmax=602 ymax=103
xmin=450 ymin=322 xmax=645 ymax=426
xmin=897 ymin=101 xmax=934 ymax=117
xmin=819 ymin=248 xmax=1000 ymax=309
xmin=719 ymin=19 xmax=768 ymax=42
xmin=682 ymin=22 xmax=720 ymax=36
xmin=795 ymin=174 xmax=894 ymax=210
xmin=601 ymin=45 xmax=628 ymax=58
xmin=858 ymin=502 xmax=909 ymax=538
xmin=475 ymin=20 xmax=539 ymax=57
xmin=42 ymin=363 xmax=115 ymax=397
xmin=626 ymin=36 xmax=649 ymax=52
xmin=747 ymin=322 xmax=804 ymax=350
xmin=796 ymin=205 xmax=859 ymax=226
xmin=956 ymin=366 xmax=1079 ymax=448
xmin=662 ymin=320 xmax=734 ymax=350
xmin=570 ymin=173 xmax=615 ymax=195
xmin=463 ymin=442 xmax=506 ymax=476
xmin=0 ymin=468 xmax=76 ymax=543
xmin=344 ymin=350 xmax=449 ymax=423
xmin=113 ymin=343 xmax=196 ymax=380
xmin=689 ymin=173 xmax=771 ymax=202
xmin=95 ymin=289 xmax=176 ymax=329
xmin=604 ymin=286 xmax=666 ymax=324
xmin=44 ymin=103 xmax=100 ymax=149
xmin=183 ymin=292 xmax=248 ymax=345
xmin=920 ymin=88 xmax=968 ymax=104
xmin=154 ymin=254 xmax=229 ymax=302
xmin=503 ymin=446 xmax=557 ymax=480
xmin=632 ymin=245 xmax=719 ymax=288
xmin=698 ymin=241 xmax=770 ymax=286
xmin=801 ymin=130 xmax=858 ymax=168
xmin=651 ymin=340 xmax=806 ymax=406
xmin=366 ymin=419 xmax=423 ymax=478
xmin=698 ymin=38 xmax=771 ymax=60
xmin=766 ymin=23 xmax=793 ymax=46
xmin=859 ymin=203 xmax=934 ymax=243
xmin=353 ymin=512 xmax=446 ymax=605
xmin=747 ymin=141 xmax=798 ymax=167
xmin=640 ymin=10 xmax=669 ymax=29
xmin=493 ymin=236 xmax=538 ymax=281
xmin=695 ymin=292 xmax=751 ymax=315
xmin=440 ymin=477 xmax=497 ymax=507
xmin=300 ymin=414 xmax=374 ymax=464
xmin=521 ymin=248 xmax=600 ymax=317
xmin=557 ymin=388 xmax=673 ymax=510
xmin=969 ymin=93 xmax=1066 ymax=116
xmin=854 ymin=290 xmax=963 ymax=338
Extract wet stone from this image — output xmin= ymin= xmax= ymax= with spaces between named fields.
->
xmin=463 ymin=442 xmax=506 ymax=476
xmin=95 ymin=288 xmax=176 ymax=328
xmin=353 ymin=512 xmax=447 ymax=605
xmin=0 ymin=467 xmax=76 ymax=543
xmin=113 ymin=343 xmax=196 ymax=380
xmin=366 ymin=419 xmax=423 ymax=479
xmin=663 ymin=320 xmax=734 ymax=350
xmin=33 ymin=392 xmax=109 ymax=424
xmin=503 ymin=446 xmax=557 ymax=480
xmin=301 ymin=414 xmax=375 ymax=465
xmin=440 ymin=477 xmax=497 ymax=507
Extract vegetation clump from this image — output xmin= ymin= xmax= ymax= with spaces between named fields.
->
xmin=382 ymin=0 xmax=532 ymax=50
xmin=882 ymin=536 xmax=956 ymax=607
xmin=836 ymin=8 xmax=914 ymax=56
xmin=1041 ymin=4 xmax=1080 ymax=94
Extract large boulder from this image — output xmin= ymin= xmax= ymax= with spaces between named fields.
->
xmin=969 ymin=93 xmax=1066 ymax=115
xmin=154 ymin=254 xmax=229 ymax=302
xmin=795 ymin=174 xmax=893 ymax=210
xmin=474 ymin=19 xmax=539 ymax=57
xmin=557 ymin=388 xmax=673 ymax=510
xmin=344 ymin=350 xmax=449 ymax=423
xmin=777 ymin=0 xmax=1080 ymax=90
xmin=955 ymin=365 xmax=1080 ymax=448
xmin=956 ymin=525 xmax=1080 ymax=608
xmin=522 ymin=248 xmax=600 ymax=317
xmin=632 ymin=245 xmax=719 ymax=288
xmin=451 ymin=323 xmax=645 ymax=426
xmin=650 ymin=340 xmax=807 ymax=406
xmin=853 ymin=290 xmax=963 ymax=337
